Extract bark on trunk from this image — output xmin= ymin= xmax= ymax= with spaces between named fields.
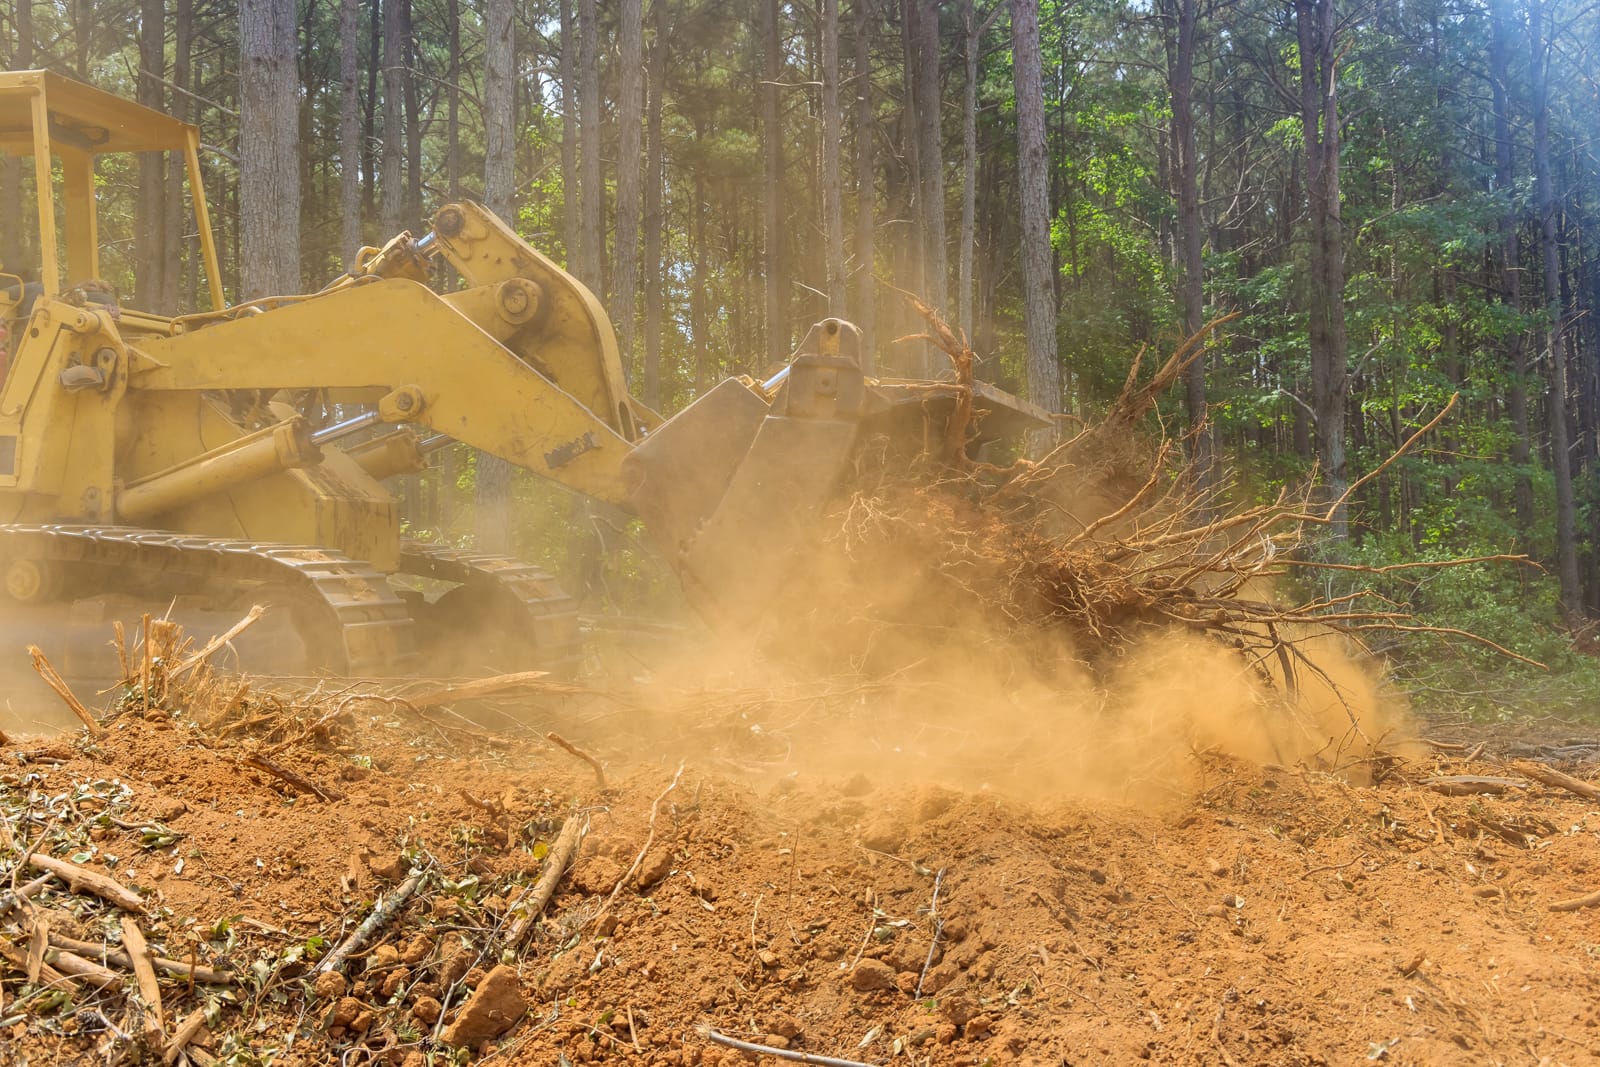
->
xmin=1530 ymin=0 xmax=1582 ymax=614
xmin=239 ymin=0 xmax=302 ymax=299
xmin=913 ymin=0 xmax=947 ymax=323
xmin=136 ymin=0 xmax=166 ymax=309
xmin=957 ymin=0 xmax=979 ymax=340
xmin=643 ymin=0 xmax=667 ymax=409
xmin=1295 ymin=0 xmax=1348 ymax=540
xmin=340 ymin=0 xmax=363 ymax=265
xmin=560 ymin=0 xmax=580 ymax=268
xmin=380 ymin=0 xmax=405 ymax=235
xmin=762 ymin=0 xmax=788 ymax=364
xmin=854 ymin=0 xmax=877 ymax=373
xmin=1489 ymin=0 xmax=1533 ymax=537
xmin=616 ymin=0 xmax=645 ymax=378
xmin=165 ymin=0 xmax=192 ymax=308
xmin=578 ymin=0 xmax=604 ymax=290
xmin=1009 ymin=0 xmax=1062 ymax=426
xmin=822 ymin=0 xmax=847 ymax=312
xmin=478 ymin=0 xmax=517 ymax=555
xmin=1168 ymin=0 xmax=1214 ymax=493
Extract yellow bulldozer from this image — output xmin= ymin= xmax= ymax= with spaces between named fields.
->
xmin=0 ymin=69 xmax=1046 ymax=687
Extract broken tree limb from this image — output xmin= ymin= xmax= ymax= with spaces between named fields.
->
xmin=1510 ymin=760 xmax=1600 ymax=803
xmin=27 ymin=645 xmax=104 ymax=736
xmin=26 ymin=852 xmax=146 ymax=911
xmin=174 ymin=605 xmax=266 ymax=677
xmin=316 ymin=869 xmax=425 ymax=975
xmin=0 ymin=936 xmax=74 ymax=991
xmin=121 ymin=916 xmax=165 ymax=1040
xmin=547 ymin=732 xmax=607 ymax=790
xmin=163 ymin=1007 xmax=208 ymax=1067
xmin=0 ymin=874 xmax=51 ymax=921
xmin=42 ymin=946 xmax=121 ymax=988
xmin=47 ymin=933 xmax=235 ymax=984
xmin=242 ymin=752 xmax=344 ymax=802
xmin=1421 ymin=775 xmax=1526 ymax=797
xmin=505 ymin=814 xmax=589 ymax=948
xmin=398 ymin=670 xmax=553 ymax=710
xmin=1550 ymin=888 xmax=1600 ymax=913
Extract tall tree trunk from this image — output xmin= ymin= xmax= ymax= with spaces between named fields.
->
xmin=854 ymin=0 xmax=877 ymax=372
xmin=615 ymin=0 xmax=644 ymax=380
xmin=1489 ymin=0 xmax=1533 ymax=537
xmin=402 ymin=0 xmax=422 ymax=229
xmin=821 ymin=0 xmax=847 ymax=312
xmin=136 ymin=0 xmax=166 ymax=309
xmin=1295 ymin=0 xmax=1349 ymax=539
xmin=380 ymin=0 xmax=405 ymax=235
xmin=1009 ymin=0 xmax=1061 ymax=426
xmin=957 ymin=0 xmax=979 ymax=339
xmin=914 ymin=0 xmax=947 ymax=324
xmin=1530 ymin=0 xmax=1582 ymax=614
xmin=478 ymin=0 xmax=517 ymax=555
xmin=577 ymin=0 xmax=603 ymax=290
xmin=447 ymin=0 xmax=461 ymax=202
xmin=643 ymin=0 xmax=668 ymax=410
xmin=762 ymin=0 xmax=788 ymax=364
xmin=364 ymin=0 xmax=380 ymax=219
xmin=340 ymin=0 xmax=363 ymax=265
xmin=240 ymin=0 xmax=302 ymax=299
xmin=484 ymin=0 xmax=515 ymax=221
xmin=1167 ymin=0 xmax=1214 ymax=491
xmin=165 ymin=0 xmax=193 ymax=308
xmin=560 ymin=0 xmax=580 ymax=267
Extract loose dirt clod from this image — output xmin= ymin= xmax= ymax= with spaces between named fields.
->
xmin=439 ymin=964 xmax=527 ymax=1047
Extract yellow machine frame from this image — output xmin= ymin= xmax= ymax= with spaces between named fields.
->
xmin=0 ymin=69 xmax=225 ymax=308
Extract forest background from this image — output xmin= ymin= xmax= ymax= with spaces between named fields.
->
xmin=2 ymin=0 xmax=1597 ymax=715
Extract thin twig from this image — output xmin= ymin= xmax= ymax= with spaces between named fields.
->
xmin=699 ymin=1026 xmax=881 ymax=1067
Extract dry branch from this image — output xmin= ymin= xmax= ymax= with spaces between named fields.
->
xmin=316 ymin=869 xmax=425 ymax=975
xmin=48 ymin=933 xmax=235 ymax=984
xmin=163 ymin=1008 xmax=209 ymax=1066
xmin=1550 ymin=888 xmax=1600 ymax=913
xmin=504 ymin=814 xmax=589 ymax=948
xmin=546 ymin=732 xmax=607 ymax=789
xmin=1510 ymin=760 xmax=1600 ymax=802
xmin=399 ymin=670 xmax=553 ymax=709
xmin=243 ymin=752 xmax=345 ymax=801
xmin=28 ymin=645 xmax=104 ymax=735
xmin=26 ymin=852 xmax=146 ymax=911
xmin=122 ymin=916 xmax=165 ymax=1043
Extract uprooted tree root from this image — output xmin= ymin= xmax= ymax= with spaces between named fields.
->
xmin=793 ymin=297 xmax=1537 ymax=733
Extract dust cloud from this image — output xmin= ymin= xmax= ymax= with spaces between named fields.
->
xmin=601 ymin=550 xmax=1414 ymax=812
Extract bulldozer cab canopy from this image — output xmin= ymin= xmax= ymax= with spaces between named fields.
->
xmin=0 ymin=70 xmax=223 ymax=308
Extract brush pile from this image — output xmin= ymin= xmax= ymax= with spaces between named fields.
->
xmin=789 ymin=303 xmax=1528 ymax=716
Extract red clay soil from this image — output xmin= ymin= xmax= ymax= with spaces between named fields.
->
xmin=4 ymin=701 xmax=1600 ymax=1067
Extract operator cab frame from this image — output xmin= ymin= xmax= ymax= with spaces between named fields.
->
xmin=0 ymin=69 xmax=225 ymax=314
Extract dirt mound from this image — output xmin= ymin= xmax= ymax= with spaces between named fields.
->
xmin=5 ymin=691 xmax=1600 ymax=1066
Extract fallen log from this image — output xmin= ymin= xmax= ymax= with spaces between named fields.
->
xmin=1511 ymin=760 xmax=1600 ymax=803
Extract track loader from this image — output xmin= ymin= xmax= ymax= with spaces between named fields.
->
xmin=0 ymin=70 xmax=1047 ymax=685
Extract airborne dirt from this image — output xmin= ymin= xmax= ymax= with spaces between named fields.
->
xmin=4 ymin=670 xmax=1600 ymax=1067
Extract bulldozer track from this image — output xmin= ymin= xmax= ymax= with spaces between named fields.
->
xmin=0 ymin=525 xmax=416 ymax=676
xmin=399 ymin=541 xmax=581 ymax=673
